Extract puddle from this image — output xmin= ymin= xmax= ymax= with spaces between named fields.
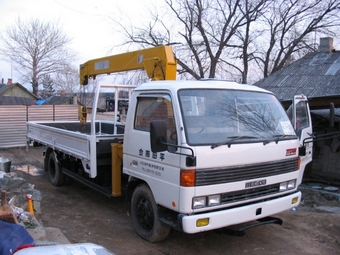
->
xmin=12 ymin=164 xmax=45 ymax=176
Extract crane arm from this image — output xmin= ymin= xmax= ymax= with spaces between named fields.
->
xmin=79 ymin=45 xmax=177 ymax=85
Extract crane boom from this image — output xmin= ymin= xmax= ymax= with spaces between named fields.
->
xmin=79 ymin=45 xmax=177 ymax=85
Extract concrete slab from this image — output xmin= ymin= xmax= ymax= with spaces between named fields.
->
xmin=25 ymin=215 xmax=46 ymax=241
xmin=315 ymin=206 xmax=340 ymax=214
xmin=44 ymin=227 xmax=70 ymax=244
xmin=26 ymin=224 xmax=46 ymax=241
xmin=24 ymin=214 xmax=70 ymax=245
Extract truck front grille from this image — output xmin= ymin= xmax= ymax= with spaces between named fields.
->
xmin=195 ymin=158 xmax=298 ymax=186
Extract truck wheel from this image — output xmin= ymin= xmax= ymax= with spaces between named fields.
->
xmin=47 ymin=152 xmax=64 ymax=186
xmin=131 ymin=184 xmax=170 ymax=242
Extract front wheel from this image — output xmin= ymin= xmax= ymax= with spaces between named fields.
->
xmin=131 ymin=184 xmax=170 ymax=242
xmin=47 ymin=152 xmax=64 ymax=186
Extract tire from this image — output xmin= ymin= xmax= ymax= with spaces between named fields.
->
xmin=131 ymin=184 xmax=171 ymax=242
xmin=47 ymin=152 xmax=64 ymax=186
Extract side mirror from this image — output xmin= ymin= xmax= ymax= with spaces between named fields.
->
xmin=299 ymin=146 xmax=306 ymax=156
xmin=150 ymin=120 xmax=167 ymax=152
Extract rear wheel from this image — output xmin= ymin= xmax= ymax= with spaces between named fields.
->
xmin=131 ymin=184 xmax=170 ymax=242
xmin=47 ymin=152 xmax=64 ymax=186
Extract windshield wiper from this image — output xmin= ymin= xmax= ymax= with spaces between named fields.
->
xmin=211 ymin=136 xmax=258 ymax=149
xmin=263 ymin=134 xmax=297 ymax=145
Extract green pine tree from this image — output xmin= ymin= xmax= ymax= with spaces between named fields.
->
xmin=41 ymin=75 xmax=55 ymax=99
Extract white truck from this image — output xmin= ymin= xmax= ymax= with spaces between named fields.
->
xmin=27 ymin=47 xmax=313 ymax=242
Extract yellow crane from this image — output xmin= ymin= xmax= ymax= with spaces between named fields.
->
xmin=79 ymin=45 xmax=177 ymax=85
xmin=78 ymin=45 xmax=177 ymax=122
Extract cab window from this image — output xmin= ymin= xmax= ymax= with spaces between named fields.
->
xmin=134 ymin=96 xmax=177 ymax=146
xmin=295 ymin=101 xmax=310 ymax=130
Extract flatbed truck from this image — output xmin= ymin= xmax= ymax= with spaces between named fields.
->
xmin=27 ymin=46 xmax=314 ymax=242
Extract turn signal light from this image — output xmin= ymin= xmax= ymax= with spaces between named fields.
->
xmin=180 ymin=169 xmax=195 ymax=187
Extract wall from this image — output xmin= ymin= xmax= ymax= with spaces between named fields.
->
xmin=307 ymin=109 xmax=340 ymax=181
xmin=0 ymin=105 xmax=78 ymax=148
xmin=311 ymin=138 xmax=340 ymax=181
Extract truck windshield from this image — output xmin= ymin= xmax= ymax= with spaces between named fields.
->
xmin=178 ymin=89 xmax=296 ymax=146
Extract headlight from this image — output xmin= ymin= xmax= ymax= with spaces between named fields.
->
xmin=279 ymin=179 xmax=296 ymax=192
xmin=279 ymin=182 xmax=288 ymax=191
xmin=288 ymin=180 xmax=296 ymax=189
xmin=208 ymin=195 xmax=221 ymax=206
xmin=193 ymin=195 xmax=221 ymax=209
xmin=193 ymin=197 xmax=206 ymax=209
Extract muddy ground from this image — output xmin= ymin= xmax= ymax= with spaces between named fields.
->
xmin=1 ymin=146 xmax=340 ymax=255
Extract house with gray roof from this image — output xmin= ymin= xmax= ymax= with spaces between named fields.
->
xmin=0 ymin=79 xmax=38 ymax=105
xmin=255 ymin=37 xmax=340 ymax=110
xmin=256 ymin=37 xmax=340 ymax=183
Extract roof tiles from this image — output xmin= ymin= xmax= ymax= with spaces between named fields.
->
xmin=256 ymin=51 xmax=340 ymax=101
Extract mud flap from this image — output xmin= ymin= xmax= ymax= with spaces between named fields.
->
xmin=214 ymin=216 xmax=283 ymax=237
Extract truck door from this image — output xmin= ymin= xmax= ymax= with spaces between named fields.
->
xmin=127 ymin=93 xmax=181 ymax=206
xmin=292 ymin=95 xmax=313 ymax=184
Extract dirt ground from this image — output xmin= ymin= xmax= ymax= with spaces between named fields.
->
xmin=1 ymin=146 xmax=340 ymax=255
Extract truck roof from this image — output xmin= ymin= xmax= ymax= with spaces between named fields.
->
xmin=135 ymin=79 xmax=272 ymax=94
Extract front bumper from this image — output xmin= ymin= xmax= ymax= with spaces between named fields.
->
xmin=180 ymin=191 xmax=301 ymax=234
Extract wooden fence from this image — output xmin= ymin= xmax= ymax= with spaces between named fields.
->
xmin=0 ymin=105 xmax=78 ymax=148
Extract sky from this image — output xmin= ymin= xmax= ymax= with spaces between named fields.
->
xmin=1 ymin=0 xmax=339 ymax=91
xmin=0 ymin=0 xmax=156 ymax=89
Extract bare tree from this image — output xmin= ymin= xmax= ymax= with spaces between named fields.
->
xmin=0 ymin=18 xmax=76 ymax=95
xmin=256 ymin=0 xmax=340 ymax=78
xmin=224 ymin=0 xmax=269 ymax=83
xmin=111 ymin=0 xmax=340 ymax=83
xmin=115 ymin=0 xmax=266 ymax=80
xmin=54 ymin=64 xmax=80 ymax=95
